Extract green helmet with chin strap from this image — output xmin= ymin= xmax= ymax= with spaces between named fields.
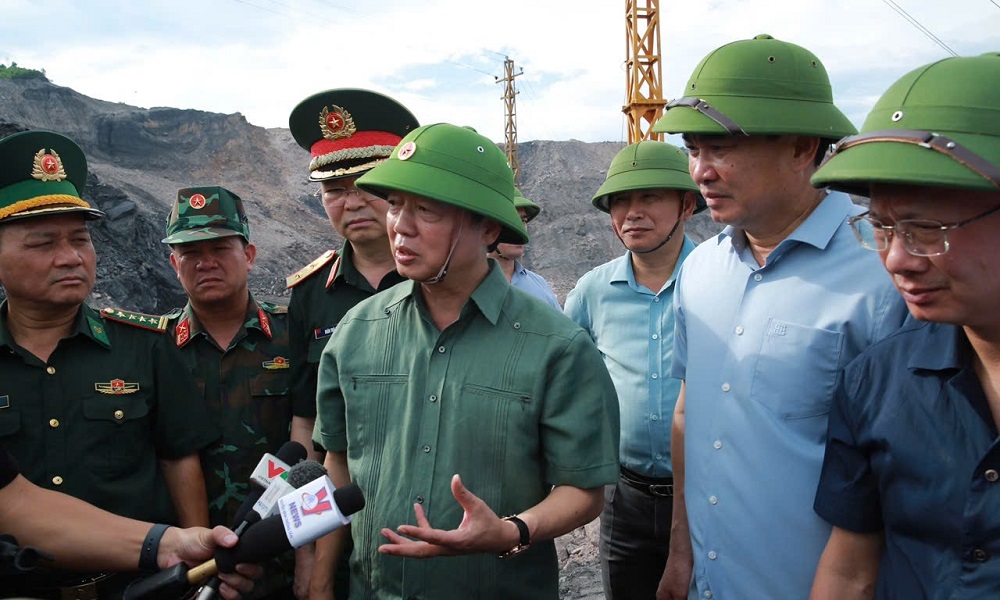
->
xmin=592 ymin=141 xmax=705 ymax=213
xmin=355 ymin=123 xmax=527 ymax=245
xmin=812 ymin=52 xmax=1000 ymax=195
xmin=513 ymin=188 xmax=541 ymax=223
xmin=653 ymin=34 xmax=856 ymax=139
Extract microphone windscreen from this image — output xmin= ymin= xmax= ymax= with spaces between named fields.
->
xmin=287 ymin=460 xmax=328 ymax=489
xmin=215 ymin=515 xmax=289 ymax=573
xmin=333 ymin=483 xmax=365 ymax=516
xmin=275 ymin=441 xmax=308 ymax=465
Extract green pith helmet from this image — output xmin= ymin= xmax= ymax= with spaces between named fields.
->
xmin=355 ymin=123 xmax=528 ymax=245
xmin=813 ymin=53 xmax=1000 ymax=194
xmin=513 ymin=188 xmax=541 ymax=222
xmin=653 ymin=34 xmax=856 ymax=139
xmin=592 ymin=141 xmax=705 ymax=213
xmin=0 ymin=130 xmax=104 ymax=224
xmin=162 ymin=186 xmax=250 ymax=244
xmin=289 ymin=89 xmax=419 ymax=182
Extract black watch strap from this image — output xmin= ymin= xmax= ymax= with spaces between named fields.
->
xmin=139 ymin=523 xmax=170 ymax=571
xmin=499 ymin=515 xmax=530 ymax=559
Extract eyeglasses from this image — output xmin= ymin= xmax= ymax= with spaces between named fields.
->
xmin=848 ymin=204 xmax=1000 ymax=257
xmin=314 ymin=187 xmax=367 ymax=206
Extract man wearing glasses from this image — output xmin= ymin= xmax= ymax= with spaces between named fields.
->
xmin=810 ymin=53 xmax=1000 ymax=599
xmin=651 ymin=35 xmax=909 ymax=600
xmin=286 ymin=89 xmax=417 ymax=599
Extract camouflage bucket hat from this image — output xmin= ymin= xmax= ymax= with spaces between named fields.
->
xmin=653 ymin=34 xmax=856 ymax=139
xmin=162 ymin=186 xmax=250 ymax=244
xmin=0 ymin=130 xmax=104 ymax=224
xmin=592 ymin=141 xmax=704 ymax=213
xmin=513 ymin=188 xmax=541 ymax=223
xmin=813 ymin=53 xmax=1000 ymax=195
xmin=355 ymin=123 xmax=528 ymax=245
xmin=289 ymin=89 xmax=419 ymax=182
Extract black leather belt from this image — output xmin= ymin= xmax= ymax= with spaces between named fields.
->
xmin=620 ymin=466 xmax=674 ymax=498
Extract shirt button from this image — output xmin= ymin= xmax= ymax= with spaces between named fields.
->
xmin=754 ymin=273 xmax=763 ymax=282
xmin=713 ymin=440 xmax=723 ymax=449
xmin=46 ymin=366 xmax=56 ymax=375
xmin=735 ymin=326 xmax=744 ymax=335
xmin=650 ymin=414 xmax=659 ymax=421
xmin=513 ymin=322 xmax=521 ymax=330
xmin=651 ymin=374 xmax=658 ymax=380
xmin=655 ymin=453 xmax=663 ymax=460
xmin=653 ymin=297 xmax=660 ymax=303
xmin=721 ymin=382 xmax=731 ymax=392
xmin=429 ymin=395 xmax=437 ymax=403
xmin=422 ymin=445 xmax=431 ymax=453
xmin=709 ymin=495 xmax=718 ymax=505
xmin=708 ymin=551 xmax=717 ymax=560
xmin=52 ymin=476 xmax=63 ymax=485
xmin=114 ymin=410 xmax=125 ymax=420
xmin=49 ymin=419 xmax=60 ymax=428
xmin=704 ymin=592 xmax=713 ymax=599
xmin=652 ymin=334 xmax=659 ymax=340
xmin=972 ymin=548 xmax=989 ymax=562
xmin=985 ymin=469 xmax=999 ymax=482
xmin=415 ymin=495 xmax=424 ymax=504
xmin=437 ymin=346 xmax=446 ymax=353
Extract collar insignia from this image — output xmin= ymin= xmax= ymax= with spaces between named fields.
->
xmin=95 ymin=379 xmax=140 ymax=395
xmin=262 ymin=356 xmax=289 ymax=370
xmin=32 ymin=148 xmax=68 ymax=182
xmin=257 ymin=307 xmax=273 ymax=339
xmin=319 ymin=105 xmax=356 ymax=141
xmin=176 ymin=317 xmax=191 ymax=346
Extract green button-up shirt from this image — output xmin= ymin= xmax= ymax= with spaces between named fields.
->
xmin=315 ymin=263 xmax=620 ymax=600
xmin=165 ymin=295 xmax=297 ymax=528
xmin=0 ymin=302 xmax=217 ymax=524
xmin=288 ymin=245 xmax=405 ymax=433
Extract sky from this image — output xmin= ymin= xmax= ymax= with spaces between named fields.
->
xmin=2 ymin=0 xmax=998 ymax=144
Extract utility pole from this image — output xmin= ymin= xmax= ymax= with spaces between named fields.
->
xmin=623 ymin=0 xmax=664 ymax=142
xmin=495 ymin=57 xmax=523 ymax=185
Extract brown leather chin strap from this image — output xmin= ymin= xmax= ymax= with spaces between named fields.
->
xmin=665 ymin=97 xmax=749 ymax=136
xmin=832 ymin=129 xmax=1000 ymax=189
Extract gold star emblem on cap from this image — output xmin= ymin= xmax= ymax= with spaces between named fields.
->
xmin=319 ymin=105 xmax=357 ymax=140
xmin=31 ymin=148 xmax=68 ymax=182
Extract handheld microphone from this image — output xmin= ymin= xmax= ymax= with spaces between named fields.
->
xmin=230 ymin=441 xmax=306 ymax=529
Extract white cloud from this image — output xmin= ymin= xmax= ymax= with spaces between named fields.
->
xmin=1 ymin=0 xmax=997 ymax=142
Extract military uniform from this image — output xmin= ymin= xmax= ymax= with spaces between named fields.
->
xmin=287 ymin=245 xmax=404 ymax=432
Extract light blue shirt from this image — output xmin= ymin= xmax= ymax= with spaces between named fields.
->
xmin=511 ymin=260 xmax=561 ymax=309
xmin=672 ymin=192 xmax=908 ymax=600
xmin=565 ymin=237 xmax=695 ymax=478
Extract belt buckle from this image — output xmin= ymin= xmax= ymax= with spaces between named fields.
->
xmin=648 ymin=483 xmax=674 ymax=497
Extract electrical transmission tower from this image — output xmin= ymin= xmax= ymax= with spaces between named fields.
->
xmin=495 ymin=57 xmax=523 ymax=184
xmin=623 ymin=0 xmax=664 ymax=142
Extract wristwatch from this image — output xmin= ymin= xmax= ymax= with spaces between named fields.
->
xmin=499 ymin=515 xmax=531 ymax=559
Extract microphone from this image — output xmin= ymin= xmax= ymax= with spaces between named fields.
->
xmin=215 ymin=478 xmax=364 ymax=573
xmin=230 ymin=441 xmax=307 ymax=529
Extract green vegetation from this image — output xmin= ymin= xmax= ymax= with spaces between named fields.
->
xmin=0 ymin=62 xmax=48 ymax=80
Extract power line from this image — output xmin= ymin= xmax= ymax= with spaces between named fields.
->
xmin=990 ymin=0 xmax=1000 ymax=10
xmin=881 ymin=0 xmax=959 ymax=56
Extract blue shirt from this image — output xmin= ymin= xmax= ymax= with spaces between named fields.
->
xmin=565 ymin=237 xmax=695 ymax=478
xmin=510 ymin=260 xmax=561 ymax=309
xmin=816 ymin=321 xmax=1000 ymax=598
xmin=672 ymin=192 xmax=908 ymax=600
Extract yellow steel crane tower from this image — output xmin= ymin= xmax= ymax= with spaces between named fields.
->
xmin=623 ymin=0 xmax=664 ymax=142
xmin=495 ymin=57 xmax=523 ymax=185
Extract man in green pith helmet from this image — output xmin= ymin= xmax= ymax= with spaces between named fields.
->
xmin=650 ymin=35 xmax=909 ymax=600
xmin=488 ymin=188 xmax=560 ymax=308
xmin=0 ymin=130 xmax=218 ymax=599
xmin=161 ymin=185 xmax=306 ymax=599
xmin=564 ymin=140 xmax=704 ymax=599
xmin=312 ymin=123 xmax=620 ymax=599
xmin=287 ymin=88 xmax=418 ymax=600
xmin=809 ymin=53 xmax=1000 ymax=599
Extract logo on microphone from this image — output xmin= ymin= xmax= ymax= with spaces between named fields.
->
xmin=301 ymin=488 xmax=333 ymax=516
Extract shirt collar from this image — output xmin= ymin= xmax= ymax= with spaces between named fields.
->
xmin=174 ymin=294 xmax=268 ymax=348
xmin=0 ymin=301 xmax=110 ymax=350
xmin=406 ymin=261 xmax=508 ymax=327
xmin=610 ymin=235 xmax=697 ymax=291
xmin=719 ymin=191 xmax=855 ymax=253
xmin=907 ymin=321 xmax=965 ymax=372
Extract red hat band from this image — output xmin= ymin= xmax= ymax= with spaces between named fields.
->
xmin=309 ymin=131 xmax=403 ymax=175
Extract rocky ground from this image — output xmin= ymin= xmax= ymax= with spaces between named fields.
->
xmin=557 ymin=521 xmax=605 ymax=599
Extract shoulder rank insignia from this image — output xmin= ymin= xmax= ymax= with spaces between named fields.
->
xmin=263 ymin=356 xmax=290 ymax=370
xmin=95 ymin=379 xmax=140 ymax=395
xmin=258 ymin=301 xmax=288 ymax=315
xmin=102 ymin=307 xmax=170 ymax=333
xmin=286 ymin=250 xmax=337 ymax=289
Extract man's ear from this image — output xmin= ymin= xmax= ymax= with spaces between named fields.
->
xmin=681 ymin=191 xmax=699 ymax=220
xmin=482 ymin=219 xmax=504 ymax=248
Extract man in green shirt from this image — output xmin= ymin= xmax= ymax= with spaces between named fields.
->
xmin=287 ymin=89 xmax=418 ymax=598
xmin=0 ymin=130 xmax=218 ymax=598
xmin=314 ymin=123 xmax=621 ymax=599
xmin=161 ymin=185 xmax=308 ymax=598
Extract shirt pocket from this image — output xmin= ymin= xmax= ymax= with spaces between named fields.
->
xmin=749 ymin=318 xmax=844 ymax=420
xmin=347 ymin=374 xmax=409 ymax=451
xmin=460 ymin=383 xmax=535 ymax=498
xmin=82 ymin=393 xmax=152 ymax=478
xmin=0 ymin=409 xmax=21 ymax=439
